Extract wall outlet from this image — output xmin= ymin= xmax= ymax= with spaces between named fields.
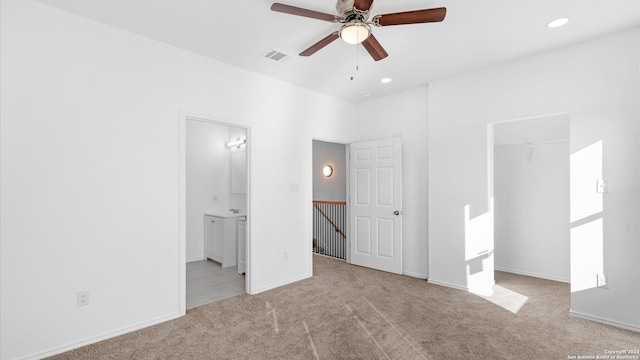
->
xmin=597 ymin=274 xmax=608 ymax=289
xmin=289 ymin=183 xmax=299 ymax=193
xmin=77 ymin=290 xmax=90 ymax=307
xmin=283 ymin=251 xmax=288 ymax=261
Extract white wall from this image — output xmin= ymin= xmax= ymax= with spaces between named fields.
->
xmin=494 ymin=142 xmax=570 ymax=282
xmin=428 ymin=27 xmax=640 ymax=330
xmin=349 ymin=87 xmax=429 ymax=279
xmin=312 ymin=140 xmax=346 ymax=202
xmin=185 ymin=120 xmax=231 ymax=262
xmin=0 ymin=1 xmax=354 ymax=359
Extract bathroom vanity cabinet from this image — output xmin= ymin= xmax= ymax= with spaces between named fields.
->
xmin=204 ymin=214 xmax=238 ymax=268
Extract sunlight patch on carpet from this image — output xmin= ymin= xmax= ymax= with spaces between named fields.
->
xmin=345 ymin=303 xmax=392 ymax=360
xmin=362 ymin=297 xmax=429 ymax=360
xmin=302 ymin=320 xmax=320 ymax=360
xmin=478 ymin=285 xmax=529 ymax=314
xmin=266 ymin=301 xmax=279 ymax=334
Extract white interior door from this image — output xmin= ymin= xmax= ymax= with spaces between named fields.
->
xmin=349 ymin=138 xmax=403 ymax=274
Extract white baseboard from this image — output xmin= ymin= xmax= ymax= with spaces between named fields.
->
xmin=494 ymin=266 xmax=570 ymax=283
xmin=403 ymin=270 xmax=428 ymax=279
xmin=251 ymin=273 xmax=311 ymax=295
xmin=428 ymin=278 xmax=468 ymax=292
xmin=186 ymin=256 xmax=205 ymax=263
xmin=21 ymin=311 xmax=184 ymax=360
xmin=428 ymin=278 xmax=494 ymax=296
xmin=569 ymin=310 xmax=640 ymax=333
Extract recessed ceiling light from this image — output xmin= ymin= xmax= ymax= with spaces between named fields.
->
xmin=380 ymin=78 xmax=392 ymax=84
xmin=547 ymin=17 xmax=569 ymax=28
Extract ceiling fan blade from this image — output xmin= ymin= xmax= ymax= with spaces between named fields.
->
xmin=353 ymin=0 xmax=374 ymax=11
xmin=271 ymin=3 xmax=337 ymax=22
xmin=300 ymin=32 xmax=340 ymax=57
xmin=375 ymin=7 xmax=446 ymax=26
xmin=361 ymin=34 xmax=388 ymax=61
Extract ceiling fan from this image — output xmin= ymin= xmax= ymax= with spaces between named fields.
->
xmin=271 ymin=0 xmax=446 ymax=61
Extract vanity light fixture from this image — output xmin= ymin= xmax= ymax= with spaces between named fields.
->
xmin=226 ymin=138 xmax=246 ymax=148
xmin=322 ymin=165 xmax=334 ymax=177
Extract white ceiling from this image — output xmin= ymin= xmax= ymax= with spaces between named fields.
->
xmin=38 ymin=0 xmax=639 ymax=103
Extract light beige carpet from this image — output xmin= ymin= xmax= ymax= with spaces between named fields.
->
xmin=50 ymin=255 xmax=639 ymax=359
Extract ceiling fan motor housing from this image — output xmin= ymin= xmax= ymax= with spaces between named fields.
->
xmin=336 ymin=0 xmax=370 ymax=22
xmin=336 ymin=0 xmax=355 ymax=15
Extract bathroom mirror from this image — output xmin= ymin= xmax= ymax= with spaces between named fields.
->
xmin=231 ymin=151 xmax=247 ymax=194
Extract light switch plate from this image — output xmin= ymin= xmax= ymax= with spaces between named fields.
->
xmin=597 ymin=273 xmax=608 ymax=289
xmin=596 ymin=179 xmax=608 ymax=193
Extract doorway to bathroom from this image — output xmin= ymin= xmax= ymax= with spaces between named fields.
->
xmin=182 ymin=116 xmax=249 ymax=309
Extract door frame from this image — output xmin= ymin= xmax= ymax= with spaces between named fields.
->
xmin=179 ymin=111 xmax=252 ymax=314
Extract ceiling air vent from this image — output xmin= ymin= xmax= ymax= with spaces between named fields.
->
xmin=262 ymin=49 xmax=289 ymax=62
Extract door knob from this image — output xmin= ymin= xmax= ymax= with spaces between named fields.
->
xmin=394 ymin=210 xmax=400 ymax=216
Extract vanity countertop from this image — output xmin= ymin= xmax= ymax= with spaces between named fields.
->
xmin=205 ymin=211 xmax=246 ymax=218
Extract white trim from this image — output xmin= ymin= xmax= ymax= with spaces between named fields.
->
xmin=428 ymin=278 xmax=494 ymax=296
xmin=178 ymin=111 xmax=187 ymax=316
xmin=494 ymin=266 xmax=570 ymax=283
xmin=403 ymin=270 xmax=428 ymax=279
xmin=569 ymin=310 xmax=640 ymax=333
xmin=344 ymin=143 xmax=351 ymax=265
xmin=494 ymin=139 xmax=570 ymax=147
xmin=308 ymin=140 xmax=314 ymax=278
xmin=19 ymin=312 xmax=182 ymax=360
xmin=428 ymin=278 xmax=468 ymax=292
xmin=180 ymin=110 xmax=241 ymax=128
xmin=186 ymin=256 xmax=205 ymax=263
xmin=252 ymin=273 xmax=312 ymax=295
xmin=312 ymin=137 xmax=350 ymax=146
xmin=244 ymin=125 xmax=253 ymax=294
xmin=491 ymin=111 xmax=572 ymax=125
xmin=242 ymin=125 xmax=253 ymax=294
xmin=313 ymin=253 xmax=346 ymax=261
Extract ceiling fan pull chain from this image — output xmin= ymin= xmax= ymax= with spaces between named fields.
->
xmin=350 ymin=44 xmax=360 ymax=81
xmin=350 ymin=47 xmax=355 ymax=80
xmin=356 ymin=40 xmax=359 ymax=72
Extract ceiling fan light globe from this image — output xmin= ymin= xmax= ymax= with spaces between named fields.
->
xmin=547 ymin=17 xmax=569 ymax=28
xmin=340 ymin=23 xmax=371 ymax=44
